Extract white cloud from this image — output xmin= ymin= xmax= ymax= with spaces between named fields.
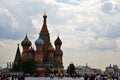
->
xmin=88 ymin=38 xmax=117 ymax=51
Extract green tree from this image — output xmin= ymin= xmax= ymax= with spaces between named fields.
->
xmin=12 ymin=59 xmax=22 ymax=72
xmin=12 ymin=61 xmax=22 ymax=72
xmin=22 ymin=57 xmax=37 ymax=75
xmin=67 ymin=63 xmax=75 ymax=75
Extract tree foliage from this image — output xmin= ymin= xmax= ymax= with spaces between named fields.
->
xmin=22 ymin=57 xmax=37 ymax=75
xmin=12 ymin=57 xmax=37 ymax=75
xmin=67 ymin=63 xmax=76 ymax=75
xmin=12 ymin=58 xmax=22 ymax=72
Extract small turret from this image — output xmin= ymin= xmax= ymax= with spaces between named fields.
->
xmin=14 ymin=44 xmax=21 ymax=63
xmin=29 ymin=47 xmax=35 ymax=53
xmin=12 ymin=44 xmax=22 ymax=71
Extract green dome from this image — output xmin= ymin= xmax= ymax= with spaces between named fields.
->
xmin=21 ymin=34 xmax=31 ymax=47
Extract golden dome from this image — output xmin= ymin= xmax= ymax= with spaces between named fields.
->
xmin=48 ymin=44 xmax=54 ymax=51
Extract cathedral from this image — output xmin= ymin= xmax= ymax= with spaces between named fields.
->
xmin=13 ymin=12 xmax=63 ymax=76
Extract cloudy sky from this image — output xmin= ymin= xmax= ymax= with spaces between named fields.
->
xmin=0 ymin=0 xmax=120 ymax=70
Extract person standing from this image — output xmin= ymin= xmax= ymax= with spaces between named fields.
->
xmin=96 ymin=74 xmax=101 ymax=80
xmin=50 ymin=72 xmax=54 ymax=80
xmin=18 ymin=73 xmax=25 ymax=80
xmin=84 ymin=74 xmax=89 ymax=80
xmin=11 ymin=75 xmax=14 ymax=80
xmin=0 ymin=75 xmax=3 ymax=80
xmin=89 ymin=74 xmax=95 ymax=80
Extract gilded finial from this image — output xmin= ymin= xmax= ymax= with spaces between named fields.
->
xmin=43 ymin=11 xmax=47 ymax=17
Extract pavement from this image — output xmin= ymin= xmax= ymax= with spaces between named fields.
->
xmin=25 ymin=77 xmax=84 ymax=80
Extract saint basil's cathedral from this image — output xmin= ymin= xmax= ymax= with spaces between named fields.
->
xmin=13 ymin=12 xmax=63 ymax=76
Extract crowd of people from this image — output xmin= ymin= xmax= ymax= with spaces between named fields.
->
xmin=0 ymin=73 xmax=25 ymax=80
xmin=0 ymin=73 xmax=119 ymax=80
xmin=49 ymin=73 xmax=119 ymax=80
xmin=70 ymin=73 xmax=119 ymax=80
xmin=49 ymin=72 xmax=113 ymax=80
xmin=83 ymin=74 xmax=106 ymax=80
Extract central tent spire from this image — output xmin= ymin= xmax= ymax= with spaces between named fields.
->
xmin=40 ymin=12 xmax=49 ymax=34
xmin=39 ymin=12 xmax=50 ymax=45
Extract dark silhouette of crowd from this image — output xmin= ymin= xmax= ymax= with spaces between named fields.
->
xmin=0 ymin=73 xmax=25 ymax=80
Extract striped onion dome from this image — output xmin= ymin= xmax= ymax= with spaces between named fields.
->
xmin=54 ymin=36 xmax=62 ymax=45
xmin=21 ymin=34 xmax=31 ymax=47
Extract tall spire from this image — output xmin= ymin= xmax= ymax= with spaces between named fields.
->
xmin=14 ymin=44 xmax=21 ymax=63
xmin=13 ymin=44 xmax=22 ymax=71
xmin=40 ymin=12 xmax=48 ymax=33
xmin=39 ymin=12 xmax=50 ymax=45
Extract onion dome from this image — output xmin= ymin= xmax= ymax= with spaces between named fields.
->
xmin=29 ymin=47 xmax=35 ymax=53
xmin=21 ymin=34 xmax=31 ymax=47
xmin=35 ymin=37 xmax=44 ymax=46
xmin=54 ymin=36 xmax=62 ymax=45
xmin=48 ymin=44 xmax=54 ymax=51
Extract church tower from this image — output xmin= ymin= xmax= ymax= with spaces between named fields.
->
xmin=35 ymin=37 xmax=44 ymax=64
xmin=21 ymin=34 xmax=31 ymax=58
xmin=39 ymin=12 xmax=50 ymax=51
xmin=12 ymin=44 xmax=22 ymax=71
xmin=47 ymin=44 xmax=55 ymax=63
xmin=14 ymin=44 xmax=21 ymax=64
xmin=54 ymin=36 xmax=63 ymax=72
